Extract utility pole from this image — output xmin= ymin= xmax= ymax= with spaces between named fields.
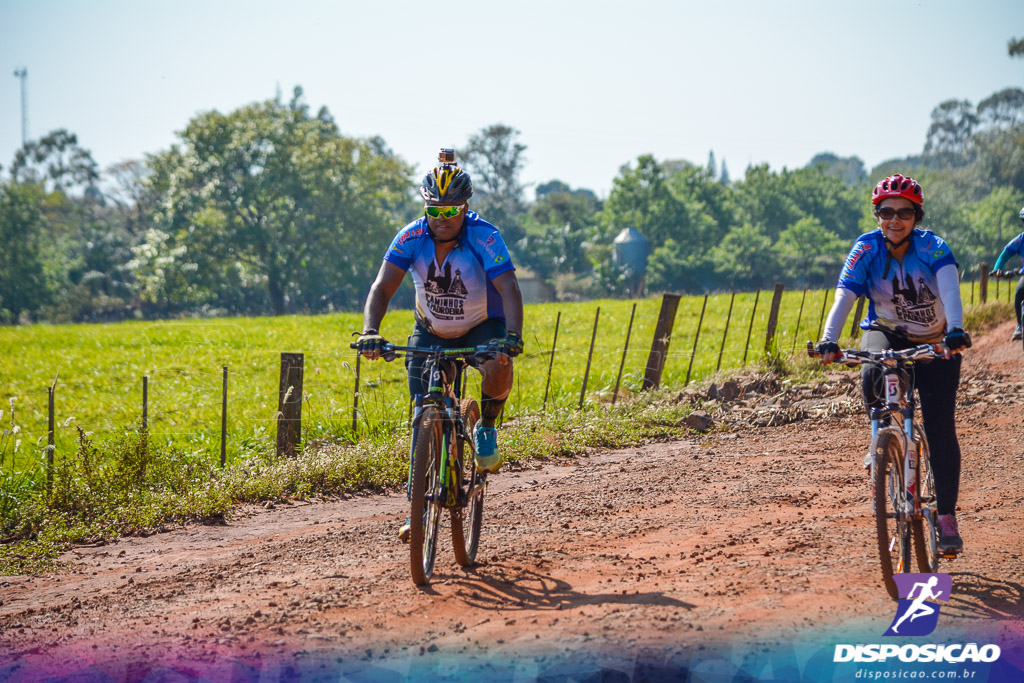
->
xmin=13 ymin=67 xmax=27 ymax=146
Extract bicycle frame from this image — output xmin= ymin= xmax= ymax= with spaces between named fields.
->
xmin=387 ymin=344 xmax=493 ymax=509
xmin=868 ymin=359 xmax=926 ymax=521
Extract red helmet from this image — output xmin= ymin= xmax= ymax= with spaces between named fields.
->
xmin=872 ymin=174 xmax=923 ymax=206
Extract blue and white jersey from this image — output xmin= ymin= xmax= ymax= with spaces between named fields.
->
xmin=838 ymin=228 xmax=958 ymax=342
xmin=994 ymin=232 xmax=1024 ymax=270
xmin=384 ymin=211 xmax=515 ymax=338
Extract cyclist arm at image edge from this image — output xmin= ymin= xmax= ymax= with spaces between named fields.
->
xmin=992 ymin=233 xmax=1024 ymax=271
xmin=818 ymin=265 xmax=964 ymax=346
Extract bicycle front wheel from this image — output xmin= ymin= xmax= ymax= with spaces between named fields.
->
xmin=410 ymin=407 xmax=444 ymax=586
xmin=875 ymin=432 xmax=911 ymax=600
xmin=451 ymin=398 xmax=486 ymax=567
xmin=911 ymin=429 xmax=939 ymax=573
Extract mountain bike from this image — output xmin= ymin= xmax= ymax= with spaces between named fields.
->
xmin=350 ymin=341 xmax=495 ymax=586
xmin=990 ymin=268 xmax=1024 ymax=350
xmin=807 ymin=342 xmax=962 ymax=600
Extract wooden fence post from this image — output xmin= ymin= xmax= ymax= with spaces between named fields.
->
xmin=764 ymin=283 xmax=785 ymax=351
xmin=685 ymin=295 xmax=708 ymax=386
xmin=542 ymin=312 xmax=561 ymax=410
xmin=643 ymin=293 xmax=681 ymax=391
xmin=141 ymin=375 xmax=148 ymax=430
xmin=277 ymin=352 xmax=304 ymax=457
xmin=850 ymin=297 xmax=866 ymax=339
xmin=742 ymin=290 xmax=761 ymax=367
xmin=980 ymin=263 xmax=989 ymax=304
xmin=220 ymin=366 xmax=228 ymax=468
xmin=578 ymin=307 xmax=600 ymax=410
xmin=716 ymin=292 xmax=736 ymax=372
xmin=46 ymin=383 xmax=55 ymax=495
xmin=612 ymin=303 xmax=637 ymax=405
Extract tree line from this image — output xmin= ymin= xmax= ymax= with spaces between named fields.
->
xmin=1 ymin=85 xmax=1022 ymax=324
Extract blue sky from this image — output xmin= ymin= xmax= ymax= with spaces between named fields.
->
xmin=1 ymin=0 xmax=1022 ymax=197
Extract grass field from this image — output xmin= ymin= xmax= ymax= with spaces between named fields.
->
xmin=0 ymin=280 xmax=1009 ymax=571
xmin=1 ymin=281 xmax=997 ymax=477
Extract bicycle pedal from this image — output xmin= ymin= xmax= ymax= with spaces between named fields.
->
xmin=940 ymin=551 xmax=959 ymax=560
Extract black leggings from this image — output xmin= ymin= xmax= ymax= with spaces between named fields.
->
xmin=860 ymin=329 xmax=962 ymax=515
xmin=1015 ymin=276 xmax=1024 ymax=324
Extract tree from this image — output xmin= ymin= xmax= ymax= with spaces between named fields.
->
xmin=772 ymin=217 xmax=847 ymax=287
xmin=462 ymin=125 xmax=527 ymax=243
xmin=600 ymin=155 xmax=692 ymax=246
xmin=960 ymin=186 xmax=1024 ymax=268
xmin=1009 ymin=37 xmax=1024 ymax=57
xmin=535 ymin=179 xmax=571 ymax=198
xmin=924 ymin=100 xmax=979 ymax=167
xmin=645 ymin=238 xmax=716 ymax=293
xmin=138 ymin=87 xmax=412 ymax=316
xmin=9 ymin=129 xmax=99 ymax=194
xmin=735 ymin=164 xmax=862 ymax=242
xmin=0 ymin=182 xmax=52 ymax=321
xmin=709 ymin=223 xmax=777 ymax=289
xmin=707 ymin=150 xmax=717 ymax=179
xmin=977 ymin=88 xmax=1024 ymax=130
xmin=518 ymin=187 xmax=601 ymax=279
xmin=719 ymin=159 xmax=730 ymax=186
xmin=809 ymin=152 xmax=867 ymax=185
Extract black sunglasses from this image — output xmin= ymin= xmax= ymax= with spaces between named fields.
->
xmin=876 ymin=207 xmax=916 ymax=221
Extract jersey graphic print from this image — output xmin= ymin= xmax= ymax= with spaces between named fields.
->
xmin=382 ymin=211 xmax=516 ymax=338
xmin=837 ymin=229 xmax=957 ymax=342
xmin=424 ymin=261 xmax=468 ymax=320
xmin=890 ymin=271 xmax=937 ymax=326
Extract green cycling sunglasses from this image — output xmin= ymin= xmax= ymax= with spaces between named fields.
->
xmin=425 ymin=205 xmax=464 ymax=219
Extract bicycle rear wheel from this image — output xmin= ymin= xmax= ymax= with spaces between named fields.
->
xmin=911 ymin=429 xmax=939 ymax=573
xmin=410 ymin=407 xmax=444 ymax=586
xmin=874 ymin=432 xmax=911 ymax=600
xmin=451 ymin=398 xmax=486 ymax=567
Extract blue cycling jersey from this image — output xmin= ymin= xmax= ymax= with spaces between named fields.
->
xmin=838 ymin=228 xmax=958 ymax=342
xmin=993 ymin=232 xmax=1024 ymax=270
xmin=384 ymin=211 xmax=515 ymax=338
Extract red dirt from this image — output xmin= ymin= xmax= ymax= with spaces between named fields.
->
xmin=2 ymin=323 xmax=1023 ymax=679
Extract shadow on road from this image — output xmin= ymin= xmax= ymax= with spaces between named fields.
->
xmin=944 ymin=571 xmax=1024 ymax=620
xmin=439 ymin=563 xmax=695 ymax=611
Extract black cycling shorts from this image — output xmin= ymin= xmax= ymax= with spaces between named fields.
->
xmin=405 ymin=319 xmax=507 ymax=398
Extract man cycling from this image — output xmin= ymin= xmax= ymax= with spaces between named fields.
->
xmin=815 ymin=174 xmax=972 ymax=555
xmin=988 ymin=206 xmax=1024 ymax=341
xmin=355 ymin=149 xmax=524 ymax=541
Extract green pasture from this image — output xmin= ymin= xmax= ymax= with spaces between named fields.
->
xmin=0 ymin=280 xmax=993 ymax=478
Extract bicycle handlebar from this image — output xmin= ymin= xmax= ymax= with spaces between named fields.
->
xmin=806 ymin=340 xmax=960 ymax=365
xmin=349 ymin=341 xmax=500 ymax=362
xmin=989 ymin=268 xmax=1024 ymax=279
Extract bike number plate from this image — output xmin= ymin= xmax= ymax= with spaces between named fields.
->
xmin=885 ymin=375 xmax=900 ymax=404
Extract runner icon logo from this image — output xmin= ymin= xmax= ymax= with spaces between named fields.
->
xmin=883 ymin=573 xmax=951 ymax=637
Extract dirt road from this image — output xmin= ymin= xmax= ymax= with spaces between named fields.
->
xmin=2 ymin=324 xmax=1023 ymax=681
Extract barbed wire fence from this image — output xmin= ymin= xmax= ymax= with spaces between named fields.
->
xmin=1 ymin=267 xmax=1001 ymax=486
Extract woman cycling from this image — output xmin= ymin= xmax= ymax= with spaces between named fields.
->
xmin=815 ymin=174 xmax=972 ymax=555
xmin=988 ymin=206 xmax=1024 ymax=341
